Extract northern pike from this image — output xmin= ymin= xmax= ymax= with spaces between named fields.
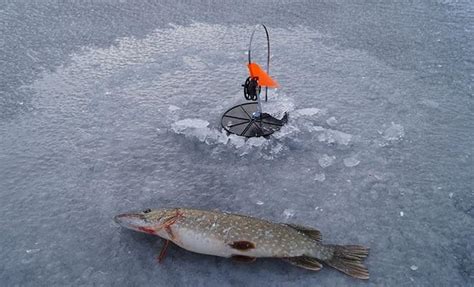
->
xmin=114 ymin=208 xmax=369 ymax=279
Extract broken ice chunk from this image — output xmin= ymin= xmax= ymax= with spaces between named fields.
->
xmin=314 ymin=173 xmax=326 ymax=182
xmin=318 ymin=129 xmax=352 ymax=145
xmin=168 ymin=105 xmax=181 ymax=112
xmin=26 ymin=249 xmax=40 ymax=254
xmin=318 ymin=154 xmax=336 ymax=168
xmin=383 ymin=122 xmax=405 ymax=141
xmin=308 ymin=125 xmax=325 ymax=132
xmin=283 ymin=209 xmax=295 ymax=219
xmin=326 ymin=116 xmax=338 ymax=127
xmin=343 ymin=156 xmax=360 ymax=167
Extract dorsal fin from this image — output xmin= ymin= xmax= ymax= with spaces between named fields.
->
xmin=285 ymin=223 xmax=322 ymax=242
xmin=282 ymin=256 xmax=322 ymax=271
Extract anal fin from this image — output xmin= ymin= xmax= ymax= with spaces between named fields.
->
xmin=282 ymin=256 xmax=322 ymax=271
xmin=284 ymin=223 xmax=322 ymax=242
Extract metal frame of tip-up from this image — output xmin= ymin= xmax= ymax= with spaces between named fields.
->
xmin=248 ymin=24 xmax=271 ymax=117
xmin=220 ymin=24 xmax=286 ymax=138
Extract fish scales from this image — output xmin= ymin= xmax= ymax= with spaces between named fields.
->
xmin=173 ymin=209 xmax=322 ymax=258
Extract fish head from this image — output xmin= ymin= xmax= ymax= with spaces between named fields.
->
xmin=114 ymin=208 xmax=179 ymax=235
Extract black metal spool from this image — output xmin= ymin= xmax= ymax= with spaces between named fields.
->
xmin=221 ymin=24 xmax=287 ymax=138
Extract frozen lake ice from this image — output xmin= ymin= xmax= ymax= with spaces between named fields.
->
xmin=0 ymin=1 xmax=473 ymax=286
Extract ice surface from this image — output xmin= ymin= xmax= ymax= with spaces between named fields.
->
xmin=1 ymin=1 xmax=473 ymax=287
xmin=172 ymin=118 xmax=210 ymax=129
xmin=294 ymin=108 xmax=325 ymax=117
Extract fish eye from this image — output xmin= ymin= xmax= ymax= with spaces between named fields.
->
xmin=143 ymin=208 xmax=152 ymax=214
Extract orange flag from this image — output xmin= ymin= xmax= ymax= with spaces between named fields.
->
xmin=247 ymin=62 xmax=279 ymax=88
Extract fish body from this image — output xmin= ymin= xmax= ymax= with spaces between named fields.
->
xmin=114 ymin=208 xmax=369 ymax=279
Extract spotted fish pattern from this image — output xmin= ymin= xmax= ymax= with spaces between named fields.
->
xmin=114 ymin=208 xmax=369 ymax=279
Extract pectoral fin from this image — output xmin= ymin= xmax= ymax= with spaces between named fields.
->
xmin=284 ymin=223 xmax=322 ymax=242
xmin=157 ymin=240 xmax=170 ymax=263
xmin=282 ymin=256 xmax=322 ymax=271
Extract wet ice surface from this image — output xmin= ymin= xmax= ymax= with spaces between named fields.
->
xmin=1 ymin=1 xmax=473 ymax=286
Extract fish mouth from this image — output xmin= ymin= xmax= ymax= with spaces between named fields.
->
xmin=114 ymin=213 xmax=145 ymax=229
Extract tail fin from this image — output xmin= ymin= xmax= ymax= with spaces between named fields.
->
xmin=324 ymin=245 xmax=369 ymax=280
